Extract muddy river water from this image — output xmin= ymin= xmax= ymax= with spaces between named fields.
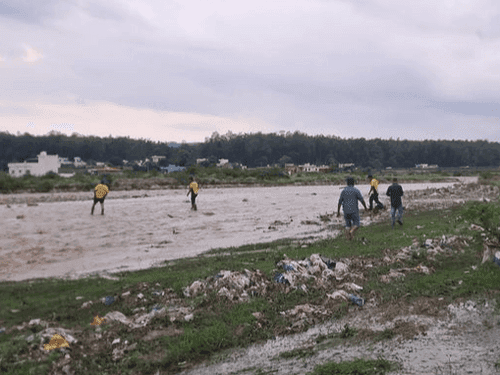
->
xmin=0 ymin=177 xmax=477 ymax=282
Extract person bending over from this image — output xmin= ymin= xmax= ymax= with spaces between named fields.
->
xmin=91 ymin=179 xmax=109 ymax=215
xmin=367 ymin=174 xmax=384 ymax=211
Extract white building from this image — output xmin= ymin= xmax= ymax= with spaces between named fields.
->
xmin=298 ymin=163 xmax=319 ymax=172
xmin=8 ymin=151 xmax=61 ymax=177
xmin=151 ymin=155 xmax=166 ymax=164
xmin=73 ymin=157 xmax=87 ymax=167
xmin=217 ymin=158 xmax=229 ymax=167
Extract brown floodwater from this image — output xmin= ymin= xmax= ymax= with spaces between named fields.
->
xmin=0 ymin=177 xmax=477 ymax=282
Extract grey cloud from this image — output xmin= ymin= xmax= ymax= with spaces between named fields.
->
xmin=0 ymin=0 xmax=61 ymax=24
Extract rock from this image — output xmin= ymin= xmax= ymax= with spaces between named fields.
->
xmin=184 ymin=313 xmax=194 ymax=322
xmin=112 ymin=338 xmax=120 ymax=345
xmin=252 ymin=312 xmax=263 ymax=319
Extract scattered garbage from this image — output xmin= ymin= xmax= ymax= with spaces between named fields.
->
xmin=274 ymin=273 xmax=289 ymax=284
xmin=348 ymin=294 xmax=365 ymax=307
xmin=282 ymin=264 xmax=295 ymax=272
xmin=112 ymin=342 xmax=138 ymax=361
xmin=90 ymin=315 xmax=106 ymax=326
xmin=470 ymin=224 xmax=485 ymax=231
xmin=152 ymin=290 xmax=164 ymax=296
xmin=327 ymin=290 xmax=350 ymax=301
xmin=104 ymin=311 xmax=144 ymax=329
xmin=26 ymin=327 xmax=78 ymax=348
xmin=380 ymin=264 xmax=431 ymax=283
xmin=280 ymin=304 xmax=330 ymax=329
xmin=81 ymin=301 xmax=93 ymax=309
xmin=494 ymin=251 xmax=500 ymax=267
xmin=103 ymin=296 xmax=115 ymax=306
xmin=184 ymin=269 xmax=268 ymax=302
xmin=0 ymin=327 xmax=5 ymax=334
xmin=43 ymin=334 xmax=70 ymax=351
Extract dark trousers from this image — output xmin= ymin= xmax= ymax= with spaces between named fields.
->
xmin=369 ymin=192 xmax=384 ymax=210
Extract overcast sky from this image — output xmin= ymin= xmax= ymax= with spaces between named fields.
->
xmin=1 ymin=0 xmax=499 ymax=143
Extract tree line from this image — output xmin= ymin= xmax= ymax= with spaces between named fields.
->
xmin=1 ymin=130 xmax=499 ymax=171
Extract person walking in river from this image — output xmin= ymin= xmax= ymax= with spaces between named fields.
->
xmin=187 ymin=176 xmax=199 ymax=211
xmin=367 ymin=174 xmax=384 ymax=211
xmin=337 ymin=177 xmax=367 ymax=240
xmin=91 ymin=179 xmax=109 ymax=215
xmin=386 ymin=178 xmax=404 ymax=229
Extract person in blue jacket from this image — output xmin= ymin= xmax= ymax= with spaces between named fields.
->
xmin=337 ymin=177 xmax=367 ymax=240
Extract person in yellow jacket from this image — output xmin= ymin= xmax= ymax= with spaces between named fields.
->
xmin=367 ymin=174 xmax=384 ymax=211
xmin=187 ymin=176 xmax=199 ymax=211
xmin=91 ymin=179 xmax=109 ymax=215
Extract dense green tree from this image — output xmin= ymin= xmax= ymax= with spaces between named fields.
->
xmin=1 ymin=130 xmax=500 ymax=172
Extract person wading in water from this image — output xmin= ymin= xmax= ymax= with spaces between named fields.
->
xmin=187 ymin=176 xmax=199 ymax=211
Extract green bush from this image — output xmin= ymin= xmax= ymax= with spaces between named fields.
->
xmin=35 ymin=180 xmax=53 ymax=192
xmin=460 ymin=201 xmax=500 ymax=241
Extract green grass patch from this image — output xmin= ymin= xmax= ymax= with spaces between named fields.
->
xmin=277 ymin=347 xmax=316 ymax=359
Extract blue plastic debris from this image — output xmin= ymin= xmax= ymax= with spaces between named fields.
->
xmin=274 ymin=273 xmax=289 ymax=284
xmin=494 ymin=251 xmax=500 ymax=267
xmin=150 ymin=304 xmax=163 ymax=313
xmin=348 ymin=294 xmax=365 ymax=307
xmin=104 ymin=296 xmax=115 ymax=306
xmin=320 ymin=256 xmax=336 ymax=269
xmin=0 ymin=327 xmax=5 ymax=334
xmin=282 ymin=264 xmax=295 ymax=272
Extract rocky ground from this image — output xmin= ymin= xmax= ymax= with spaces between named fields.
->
xmin=179 ymin=298 xmax=500 ymax=375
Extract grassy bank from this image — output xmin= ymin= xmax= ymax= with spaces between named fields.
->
xmin=1 ymin=200 xmax=500 ymax=374
xmin=0 ymin=167 xmax=487 ymax=195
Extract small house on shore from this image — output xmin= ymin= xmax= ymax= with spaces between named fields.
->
xmin=8 ymin=151 xmax=61 ymax=177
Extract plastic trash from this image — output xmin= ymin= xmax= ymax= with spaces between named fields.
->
xmin=348 ymin=294 xmax=365 ymax=307
xmin=320 ymin=256 xmax=336 ymax=270
xmin=0 ymin=327 xmax=5 ymax=334
xmin=494 ymin=251 xmax=500 ymax=267
xmin=150 ymin=304 xmax=163 ymax=313
xmin=282 ymin=264 xmax=295 ymax=272
xmin=274 ymin=272 xmax=289 ymax=284
xmin=103 ymin=296 xmax=115 ymax=306
xmin=151 ymin=290 xmax=164 ymax=296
